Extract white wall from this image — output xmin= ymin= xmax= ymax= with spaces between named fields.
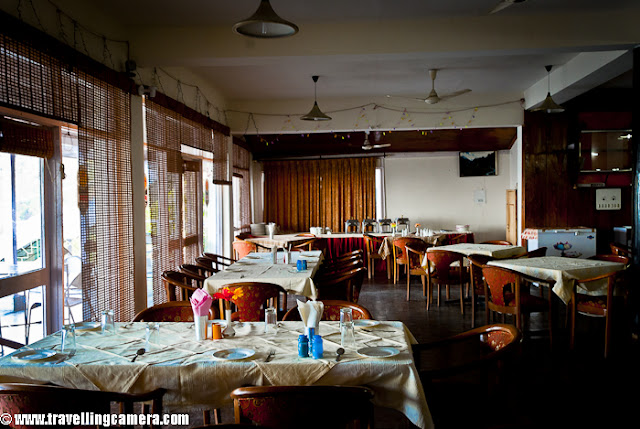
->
xmin=384 ymin=151 xmax=512 ymax=243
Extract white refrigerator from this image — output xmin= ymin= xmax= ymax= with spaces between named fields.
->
xmin=526 ymin=227 xmax=597 ymax=259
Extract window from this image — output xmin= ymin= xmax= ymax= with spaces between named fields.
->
xmin=375 ymin=164 xmax=385 ymax=220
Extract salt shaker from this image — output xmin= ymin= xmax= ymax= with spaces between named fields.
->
xmin=298 ymin=334 xmax=309 ymax=358
xmin=311 ymin=335 xmax=323 ymax=359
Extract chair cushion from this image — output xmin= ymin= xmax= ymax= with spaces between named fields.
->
xmin=576 ymin=294 xmax=606 ymax=316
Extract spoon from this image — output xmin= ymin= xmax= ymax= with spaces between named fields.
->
xmin=131 ymin=348 xmax=145 ymax=362
xmin=335 ymin=347 xmax=345 ymax=362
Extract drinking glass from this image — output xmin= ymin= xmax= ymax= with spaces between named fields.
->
xmin=145 ymin=322 xmax=160 ymax=352
xmin=340 ymin=308 xmax=356 ymax=348
xmin=264 ymin=307 xmax=277 ymax=335
xmin=61 ymin=324 xmax=76 ymax=355
xmin=101 ymin=309 xmax=115 ymax=335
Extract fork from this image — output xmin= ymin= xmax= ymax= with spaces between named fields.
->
xmin=54 ymin=350 xmax=76 ymax=365
xmin=264 ymin=349 xmax=275 ymax=362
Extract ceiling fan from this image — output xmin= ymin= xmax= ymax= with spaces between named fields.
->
xmin=362 ymin=130 xmax=390 ymax=150
xmin=489 ymin=0 xmax=527 ymax=14
xmin=387 ymin=69 xmax=471 ymax=105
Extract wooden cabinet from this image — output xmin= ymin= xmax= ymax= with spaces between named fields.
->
xmin=506 ymin=189 xmax=517 ymax=245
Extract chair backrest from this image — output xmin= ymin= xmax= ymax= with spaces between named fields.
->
xmin=467 ymin=254 xmax=494 ymax=295
xmin=0 ymin=383 xmax=165 ymax=427
xmin=481 ymin=265 xmax=520 ymax=307
xmin=393 ymin=237 xmax=424 ymax=261
xmin=181 ymin=263 xmax=214 ymax=279
xmin=290 ymin=238 xmax=317 ymax=251
xmin=231 ymin=385 xmax=374 ymax=429
xmin=233 ymin=240 xmax=257 ymax=260
xmin=588 ymin=254 xmax=630 ymax=264
xmin=481 ymin=240 xmax=512 ymax=245
xmin=522 ymin=247 xmax=547 ymax=258
xmin=194 ymin=257 xmax=219 ymax=274
xmin=132 ymin=300 xmax=217 ymax=322
xmin=404 ymin=242 xmax=428 ymax=269
xmin=235 ymin=232 xmax=255 ymax=240
xmin=224 ymin=282 xmax=286 ymax=322
xmin=316 ymin=258 xmax=364 ymax=279
xmin=426 ymin=249 xmax=465 ymax=283
xmin=282 ymin=300 xmax=373 ymax=321
xmin=412 ymin=324 xmax=522 ymax=380
xmin=363 ymin=234 xmax=383 ymax=256
xmin=316 ymin=267 xmax=367 ymax=303
xmin=162 ymin=270 xmax=199 ymax=301
xmin=609 ymin=242 xmax=632 ymax=258
xmin=203 ymin=253 xmax=237 ymax=271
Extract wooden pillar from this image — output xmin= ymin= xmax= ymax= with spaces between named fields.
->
xmin=633 ymin=46 xmax=640 ymax=265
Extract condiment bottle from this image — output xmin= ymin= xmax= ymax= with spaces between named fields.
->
xmin=311 ymin=335 xmax=323 ymax=359
xmin=298 ymin=334 xmax=309 ymax=358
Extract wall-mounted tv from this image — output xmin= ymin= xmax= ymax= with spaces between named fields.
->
xmin=579 ymin=129 xmax=632 ymax=172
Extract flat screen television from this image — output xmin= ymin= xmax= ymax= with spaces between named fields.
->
xmin=579 ymin=129 xmax=632 ymax=172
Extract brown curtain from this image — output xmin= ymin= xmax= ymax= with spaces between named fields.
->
xmin=233 ymin=143 xmax=252 ymax=232
xmin=263 ymin=157 xmax=375 ymax=233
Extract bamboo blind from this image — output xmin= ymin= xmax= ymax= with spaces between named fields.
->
xmin=0 ymin=117 xmax=53 ymax=158
xmin=233 ymin=143 xmax=252 ymax=232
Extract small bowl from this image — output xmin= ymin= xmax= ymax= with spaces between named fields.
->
xmin=456 ymin=224 xmax=470 ymax=232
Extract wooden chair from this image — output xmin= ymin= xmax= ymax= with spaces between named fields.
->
xmin=392 ymin=236 xmax=424 ymax=284
xmin=202 ymin=252 xmax=237 ymax=271
xmin=282 ymin=300 xmax=373 ymax=321
xmin=405 ymin=243 xmax=429 ymax=302
xmin=233 ymin=240 xmax=258 ymax=260
xmin=235 ymin=232 xmax=255 ymax=240
xmin=609 ymin=242 xmax=632 ymax=258
xmin=0 ymin=383 xmax=165 ymax=429
xmin=363 ymin=234 xmax=390 ymax=280
xmin=181 ymin=263 xmax=214 ymax=279
xmin=516 ymin=246 xmax=547 ymax=258
xmin=482 ymin=265 xmax=553 ymax=342
xmin=467 ymin=254 xmax=495 ymax=327
xmin=571 ymin=254 xmax=630 ymax=358
xmin=224 ymin=282 xmax=287 ymax=322
xmin=316 ymin=267 xmax=367 ymax=303
xmin=290 ymin=237 xmax=317 ymax=252
xmin=412 ymin=324 xmax=522 ymax=427
xmin=132 ymin=301 xmax=217 ymax=322
xmin=194 ymin=257 xmax=219 ymax=275
xmin=425 ymin=249 xmax=470 ymax=314
xmin=481 ymin=240 xmax=512 ymax=245
xmin=230 ymin=385 xmax=374 ymax=429
xmin=162 ymin=270 xmax=200 ymax=301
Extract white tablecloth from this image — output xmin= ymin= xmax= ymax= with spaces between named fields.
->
xmin=487 ymin=256 xmax=625 ymax=304
xmin=426 ymin=243 xmax=525 ymax=258
xmin=0 ymin=321 xmax=433 ymax=429
xmin=203 ymin=251 xmax=323 ymax=299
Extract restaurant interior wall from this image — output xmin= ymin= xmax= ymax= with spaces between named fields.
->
xmin=384 ymin=150 xmax=513 ymax=243
xmin=523 ymin=105 xmax=633 ymax=254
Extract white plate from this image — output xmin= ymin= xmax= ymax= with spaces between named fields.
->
xmin=74 ymin=321 xmax=101 ymax=331
xmin=212 ymin=348 xmax=255 ymax=360
xmin=356 ymin=346 xmax=399 ymax=358
xmin=353 ymin=320 xmax=380 ymax=328
xmin=12 ymin=349 xmax=57 ymax=361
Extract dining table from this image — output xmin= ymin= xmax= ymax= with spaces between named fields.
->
xmin=378 ymin=232 xmax=475 ymax=260
xmin=0 ymin=320 xmax=434 ymax=429
xmin=203 ymin=250 xmax=323 ymax=300
xmin=487 ymin=256 xmax=626 ymax=304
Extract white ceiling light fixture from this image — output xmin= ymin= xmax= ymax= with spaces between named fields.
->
xmin=300 ymin=76 xmax=332 ymax=121
xmin=233 ymin=0 xmax=299 ymax=38
xmin=490 ymin=0 xmax=527 ymax=14
xmin=531 ymin=65 xmax=565 ymax=113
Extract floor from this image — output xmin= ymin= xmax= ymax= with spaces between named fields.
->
xmin=182 ymin=269 xmax=640 ymax=428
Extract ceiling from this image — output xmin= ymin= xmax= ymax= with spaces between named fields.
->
xmin=22 ymin=1 xmax=639 ymax=155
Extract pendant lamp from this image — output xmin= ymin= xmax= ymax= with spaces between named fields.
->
xmin=531 ymin=65 xmax=564 ymax=113
xmin=233 ymin=0 xmax=298 ymax=38
xmin=301 ymin=76 xmax=332 ymax=121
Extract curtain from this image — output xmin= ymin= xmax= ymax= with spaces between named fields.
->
xmin=233 ymin=143 xmax=252 ymax=233
xmin=263 ymin=157 xmax=376 ymax=233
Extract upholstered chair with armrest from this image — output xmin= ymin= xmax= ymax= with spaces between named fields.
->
xmin=363 ymin=233 xmax=389 ymax=280
xmin=282 ymin=300 xmax=373 ymax=321
xmin=0 ymin=383 xmax=166 ymax=429
xmin=425 ymin=249 xmax=470 ymax=314
xmin=405 ymin=243 xmax=429 ymax=302
xmin=482 ymin=265 xmax=554 ymax=344
xmin=231 ymin=385 xmax=374 ymax=429
xmin=224 ymin=282 xmax=287 ymax=322
xmin=392 ymin=236 xmax=424 ymax=284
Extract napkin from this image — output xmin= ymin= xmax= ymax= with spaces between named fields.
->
xmin=190 ymin=289 xmax=213 ymax=317
xmin=296 ymin=299 xmax=324 ymax=329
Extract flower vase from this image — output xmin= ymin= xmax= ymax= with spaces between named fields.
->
xmin=223 ymin=307 xmax=235 ymax=338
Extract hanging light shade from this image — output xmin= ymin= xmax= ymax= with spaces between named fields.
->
xmin=301 ymin=76 xmax=332 ymax=121
xmin=531 ymin=65 xmax=565 ymax=113
xmin=233 ymin=0 xmax=299 ymax=38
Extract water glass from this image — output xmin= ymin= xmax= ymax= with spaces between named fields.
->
xmin=264 ymin=307 xmax=277 ymax=335
xmin=101 ymin=309 xmax=115 ymax=335
xmin=61 ymin=324 xmax=76 ymax=355
xmin=339 ymin=308 xmax=353 ymax=327
xmin=339 ymin=308 xmax=356 ymax=348
xmin=145 ymin=322 xmax=160 ymax=352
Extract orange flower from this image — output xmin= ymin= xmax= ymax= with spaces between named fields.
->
xmin=415 ymin=223 xmax=421 ymax=228
xmin=212 ymin=287 xmax=244 ymax=302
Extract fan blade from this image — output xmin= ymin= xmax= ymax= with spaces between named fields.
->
xmin=362 ymin=145 xmax=373 ymax=150
xmin=385 ymin=94 xmax=428 ymax=103
xmin=490 ymin=0 xmax=515 ymax=14
xmin=372 ymin=144 xmax=391 ymax=149
xmin=438 ymin=89 xmax=472 ymax=101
